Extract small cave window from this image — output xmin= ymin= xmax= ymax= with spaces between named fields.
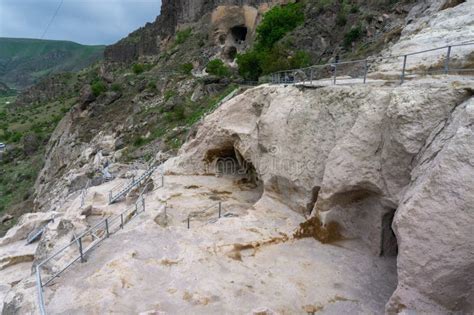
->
xmin=230 ymin=25 xmax=248 ymax=43
xmin=381 ymin=210 xmax=398 ymax=257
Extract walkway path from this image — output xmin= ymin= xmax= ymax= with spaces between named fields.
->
xmin=44 ymin=174 xmax=397 ymax=314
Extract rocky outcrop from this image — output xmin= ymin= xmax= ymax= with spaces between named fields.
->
xmin=105 ymin=0 xmax=288 ymax=62
xmin=387 ymin=96 xmax=474 ymax=314
xmin=376 ymin=0 xmax=474 ymax=74
xmin=165 ymin=78 xmax=474 ymax=313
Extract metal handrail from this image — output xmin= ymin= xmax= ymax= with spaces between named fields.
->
xmin=109 ymin=163 xmax=162 ymax=204
xmin=36 ymin=195 xmax=147 ymax=315
xmin=186 ymin=202 xmax=223 ymax=229
xmin=270 ymin=42 xmax=474 ymax=85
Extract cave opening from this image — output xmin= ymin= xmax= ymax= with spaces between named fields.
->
xmin=205 ymin=144 xmax=261 ymax=189
xmin=231 ymin=25 xmax=248 ymax=43
xmin=381 ymin=210 xmax=398 ymax=257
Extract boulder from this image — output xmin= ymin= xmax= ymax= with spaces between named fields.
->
xmin=387 ymin=97 xmax=474 ymax=314
xmin=80 ymin=84 xmax=96 ymax=107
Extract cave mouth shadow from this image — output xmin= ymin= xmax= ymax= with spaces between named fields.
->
xmin=204 ymin=144 xmax=261 ymax=190
xmin=381 ymin=209 xmax=398 ymax=257
xmin=230 ymin=25 xmax=248 ymax=43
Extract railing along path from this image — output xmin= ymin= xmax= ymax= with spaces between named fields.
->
xmin=270 ymin=42 xmax=474 ymax=86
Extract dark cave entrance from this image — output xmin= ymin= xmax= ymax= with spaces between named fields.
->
xmin=231 ymin=25 xmax=248 ymax=43
xmin=381 ymin=210 xmax=398 ymax=257
xmin=205 ymin=144 xmax=261 ymax=189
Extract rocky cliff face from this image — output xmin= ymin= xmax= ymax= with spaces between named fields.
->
xmin=104 ymin=0 xmax=287 ymax=62
xmin=1 ymin=0 xmax=473 ymax=314
xmin=165 ymin=78 xmax=474 ymax=313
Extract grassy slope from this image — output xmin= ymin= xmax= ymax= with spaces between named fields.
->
xmin=0 ymin=88 xmax=77 ymax=235
xmin=0 ymin=37 xmax=105 ymax=89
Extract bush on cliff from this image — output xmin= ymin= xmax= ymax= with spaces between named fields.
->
xmin=237 ymin=3 xmax=307 ymax=81
xmin=206 ymin=59 xmax=230 ymax=77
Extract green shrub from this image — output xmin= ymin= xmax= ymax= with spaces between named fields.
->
xmin=132 ymin=63 xmax=145 ymax=75
xmin=180 ymin=63 xmax=194 ymax=75
xmin=9 ymin=131 xmax=22 ymax=143
xmin=255 ymin=3 xmax=304 ymax=51
xmin=260 ymin=48 xmax=311 ymax=75
xmin=206 ymin=59 xmax=230 ymax=77
xmin=132 ymin=63 xmax=153 ymax=74
xmin=133 ymin=136 xmax=146 ymax=147
xmin=236 ymin=50 xmax=263 ymax=81
xmin=237 ymin=3 xmax=306 ymax=80
xmin=164 ymin=90 xmax=176 ymax=101
xmin=344 ymin=25 xmax=363 ymax=48
xmin=147 ymin=81 xmax=157 ymax=91
xmin=91 ymin=81 xmax=107 ymax=97
xmin=350 ymin=5 xmax=359 ymax=13
xmin=175 ymin=28 xmax=192 ymax=45
xmin=111 ymin=83 xmax=122 ymax=92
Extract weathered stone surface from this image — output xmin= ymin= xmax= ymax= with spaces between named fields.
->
xmin=165 ymin=80 xmax=474 ymax=313
xmin=0 ymin=212 xmax=55 ymax=247
xmin=376 ymin=0 xmax=474 ymax=74
xmin=79 ymin=84 xmax=96 ymax=107
xmin=387 ymin=97 xmax=474 ymax=314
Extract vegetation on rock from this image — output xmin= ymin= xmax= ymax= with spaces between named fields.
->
xmin=237 ymin=3 xmax=308 ymax=80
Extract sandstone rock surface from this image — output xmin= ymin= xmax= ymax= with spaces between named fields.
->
xmin=165 ymin=79 xmax=474 ymax=313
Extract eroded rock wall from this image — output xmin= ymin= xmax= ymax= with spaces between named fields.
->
xmin=165 ymin=80 xmax=474 ymax=313
xmin=104 ymin=0 xmax=289 ymax=62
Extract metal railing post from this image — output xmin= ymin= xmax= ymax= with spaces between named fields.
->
xmin=36 ymin=266 xmax=46 ymax=315
xmin=363 ymin=59 xmax=368 ymax=84
xmin=445 ymin=45 xmax=452 ymax=74
xmin=187 ymin=217 xmax=190 ymax=229
xmin=401 ymin=55 xmax=407 ymax=84
xmin=218 ymin=202 xmax=222 ymax=218
xmin=120 ymin=213 xmax=124 ymax=229
xmin=333 ymin=64 xmax=337 ymax=85
xmin=78 ymin=237 xmax=84 ymax=263
xmin=161 ymin=174 xmax=164 ymax=187
xmin=142 ymin=197 xmax=145 ymax=212
xmin=105 ymin=219 xmax=110 ymax=238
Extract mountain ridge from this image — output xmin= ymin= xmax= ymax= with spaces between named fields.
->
xmin=0 ymin=37 xmax=105 ymax=89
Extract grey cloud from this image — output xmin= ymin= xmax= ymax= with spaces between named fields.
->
xmin=0 ymin=0 xmax=161 ymax=45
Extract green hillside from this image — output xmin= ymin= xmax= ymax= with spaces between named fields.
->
xmin=0 ymin=37 xmax=105 ymax=89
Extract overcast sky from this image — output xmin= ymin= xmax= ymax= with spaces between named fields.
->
xmin=0 ymin=0 xmax=162 ymax=45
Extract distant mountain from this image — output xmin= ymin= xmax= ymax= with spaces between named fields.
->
xmin=0 ymin=81 xmax=16 ymax=97
xmin=0 ymin=38 xmax=105 ymax=89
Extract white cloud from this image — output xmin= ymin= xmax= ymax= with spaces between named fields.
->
xmin=0 ymin=0 xmax=161 ymax=45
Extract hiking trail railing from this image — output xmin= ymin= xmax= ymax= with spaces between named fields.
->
xmin=186 ymin=202 xmax=223 ymax=229
xmin=108 ymin=163 xmax=163 ymax=204
xmin=270 ymin=42 xmax=474 ymax=86
xmin=36 ymin=195 xmax=146 ymax=315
